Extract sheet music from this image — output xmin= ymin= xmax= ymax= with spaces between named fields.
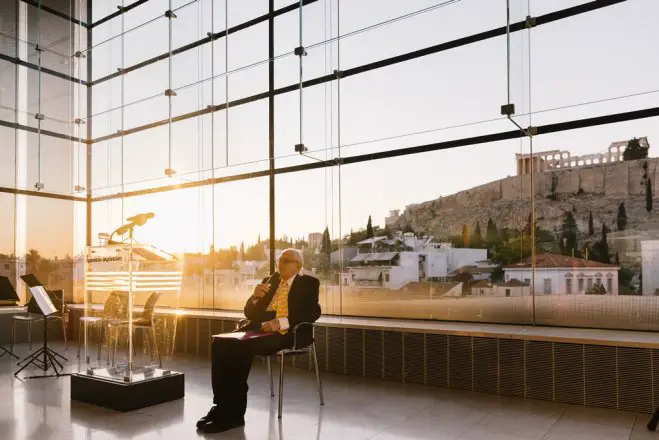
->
xmin=29 ymin=286 xmax=58 ymax=316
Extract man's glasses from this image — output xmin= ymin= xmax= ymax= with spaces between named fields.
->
xmin=278 ymin=258 xmax=297 ymax=265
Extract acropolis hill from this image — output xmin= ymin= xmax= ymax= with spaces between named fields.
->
xmin=392 ymin=138 xmax=657 ymax=262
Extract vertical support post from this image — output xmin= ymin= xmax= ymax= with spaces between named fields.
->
xmin=268 ymin=0 xmax=275 ymax=274
xmin=15 ymin=0 xmax=28 ymax=304
xmin=86 ymin=0 xmax=93 ymax=248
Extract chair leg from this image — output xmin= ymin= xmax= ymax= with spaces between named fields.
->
xmin=267 ymin=357 xmax=274 ymax=397
xmin=10 ymin=320 xmax=15 ymax=354
xmin=151 ymin=326 xmax=161 ymax=368
xmin=97 ymin=324 xmax=102 ymax=361
xmin=312 ymin=344 xmax=324 ymax=406
xmin=77 ymin=320 xmax=82 ymax=359
xmin=28 ymin=321 xmax=32 ymax=351
xmin=112 ymin=328 xmax=118 ymax=366
xmin=62 ymin=318 xmax=68 ymax=351
xmin=278 ymin=354 xmax=285 ymax=419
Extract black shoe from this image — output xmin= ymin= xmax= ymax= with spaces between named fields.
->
xmin=196 ymin=406 xmax=219 ymax=429
xmin=202 ymin=417 xmax=245 ymax=434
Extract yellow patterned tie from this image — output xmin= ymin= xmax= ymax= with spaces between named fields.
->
xmin=272 ymin=280 xmax=289 ymax=334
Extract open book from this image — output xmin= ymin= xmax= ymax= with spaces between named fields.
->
xmin=212 ymin=331 xmax=274 ymax=340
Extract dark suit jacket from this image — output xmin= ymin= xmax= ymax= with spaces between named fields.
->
xmin=243 ymin=273 xmax=321 ymax=347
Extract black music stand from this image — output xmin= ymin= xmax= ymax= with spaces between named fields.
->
xmin=14 ymin=274 xmax=68 ymax=378
xmin=0 ymin=276 xmax=20 ymax=360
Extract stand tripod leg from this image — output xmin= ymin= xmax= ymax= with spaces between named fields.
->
xmin=648 ymin=407 xmax=659 ymax=431
xmin=0 ymin=345 xmax=19 ymax=360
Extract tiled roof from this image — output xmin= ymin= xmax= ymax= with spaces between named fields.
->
xmin=503 ymin=253 xmax=618 ymax=269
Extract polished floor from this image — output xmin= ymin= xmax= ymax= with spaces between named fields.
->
xmin=1 ymin=342 xmax=658 ymax=440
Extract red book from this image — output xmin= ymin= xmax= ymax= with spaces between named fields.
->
xmin=213 ymin=331 xmax=274 ymax=340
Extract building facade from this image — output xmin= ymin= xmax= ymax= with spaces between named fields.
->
xmin=347 ymin=234 xmax=487 ymax=290
xmin=641 ymin=240 xmax=659 ymax=295
xmin=504 ymin=254 xmax=619 ymax=295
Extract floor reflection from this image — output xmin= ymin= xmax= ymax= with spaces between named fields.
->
xmin=0 ymin=341 xmax=651 ymax=440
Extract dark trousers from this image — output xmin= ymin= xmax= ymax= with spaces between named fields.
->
xmin=211 ymin=333 xmax=291 ymax=418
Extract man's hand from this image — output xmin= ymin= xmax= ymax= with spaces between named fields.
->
xmin=260 ymin=319 xmax=281 ymax=333
xmin=251 ymin=283 xmax=271 ymax=302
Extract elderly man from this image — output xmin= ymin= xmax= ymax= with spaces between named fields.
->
xmin=197 ymin=248 xmax=321 ymax=433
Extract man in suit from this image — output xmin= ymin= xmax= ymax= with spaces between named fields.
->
xmin=197 ymin=248 xmax=321 ymax=433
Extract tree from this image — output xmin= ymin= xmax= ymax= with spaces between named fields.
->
xmin=244 ymin=244 xmax=266 ymax=261
xmin=486 ymin=218 xmax=499 ymax=246
xmin=616 ymin=202 xmax=627 ymax=230
xmin=590 ymin=224 xmax=610 ymax=264
xmin=548 ymin=173 xmax=559 ymax=200
xmin=472 ymin=222 xmax=482 ymax=248
xmin=462 ymin=224 xmax=470 ymax=248
xmin=321 ymin=227 xmax=331 ymax=257
xmin=239 ymin=241 xmax=245 ymax=259
xmin=646 ymin=179 xmax=653 ymax=212
xmin=366 ymin=216 xmax=374 ymax=238
xmin=560 ymin=211 xmax=579 ymax=257
xmin=588 ymin=211 xmax=594 ymax=236
xmin=525 ymin=213 xmax=533 ymax=234
xmin=623 ymin=137 xmax=648 ymax=161
xmin=615 ymin=252 xmax=620 ymax=265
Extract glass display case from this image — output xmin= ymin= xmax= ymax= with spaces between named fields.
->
xmin=71 ymin=241 xmax=185 ymax=411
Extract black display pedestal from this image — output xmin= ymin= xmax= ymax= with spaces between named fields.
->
xmin=71 ymin=370 xmax=185 ymax=411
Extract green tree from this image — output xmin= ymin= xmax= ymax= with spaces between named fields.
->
xmin=244 ymin=244 xmax=266 ymax=261
xmin=321 ymin=227 xmax=331 ymax=257
xmin=590 ymin=224 xmax=611 ymax=264
xmin=548 ymin=173 xmax=559 ymax=200
xmin=486 ymin=218 xmax=499 ymax=246
xmin=588 ymin=211 xmax=594 ymax=236
xmin=471 ymin=222 xmax=482 ymax=248
xmin=462 ymin=224 xmax=470 ymax=248
xmin=646 ymin=179 xmax=653 ymax=212
xmin=239 ymin=241 xmax=245 ymax=259
xmin=623 ymin=137 xmax=648 ymax=161
xmin=560 ymin=211 xmax=579 ymax=257
xmin=616 ymin=202 xmax=627 ymax=230
xmin=366 ymin=216 xmax=374 ymax=238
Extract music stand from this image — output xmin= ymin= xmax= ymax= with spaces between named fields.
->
xmin=14 ymin=274 xmax=68 ymax=378
xmin=0 ymin=277 xmax=19 ymax=360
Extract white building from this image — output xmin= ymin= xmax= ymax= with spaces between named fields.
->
xmin=0 ymin=259 xmax=26 ymax=283
xmin=641 ymin=240 xmax=659 ymax=295
xmin=308 ymin=232 xmax=323 ymax=250
xmin=471 ymin=279 xmax=530 ymax=297
xmin=384 ymin=210 xmax=401 ymax=228
xmin=347 ymin=234 xmax=487 ymax=290
xmin=503 ymin=253 xmax=619 ymax=295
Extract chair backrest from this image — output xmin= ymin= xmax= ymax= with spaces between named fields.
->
xmin=142 ymin=292 xmax=161 ymax=322
xmin=101 ymin=291 xmax=129 ymax=320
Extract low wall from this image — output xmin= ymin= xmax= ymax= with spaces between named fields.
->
xmin=67 ymin=307 xmax=659 ymax=414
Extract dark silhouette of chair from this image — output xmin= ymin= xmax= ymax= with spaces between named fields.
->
xmin=236 ymin=318 xmax=323 ymax=419
xmin=109 ymin=292 xmax=162 ymax=367
xmin=77 ymin=291 xmax=128 ymax=361
xmin=11 ymin=289 xmax=67 ymax=353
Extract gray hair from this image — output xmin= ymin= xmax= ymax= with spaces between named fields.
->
xmin=283 ymin=248 xmax=304 ymax=268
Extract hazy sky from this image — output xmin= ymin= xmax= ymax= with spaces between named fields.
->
xmin=2 ymin=0 xmax=659 ymax=256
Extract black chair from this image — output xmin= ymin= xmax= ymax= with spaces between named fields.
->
xmin=236 ymin=318 xmax=324 ymax=419
xmin=11 ymin=289 xmax=67 ymax=353
xmin=77 ymin=291 xmax=128 ymax=361
xmin=109 ymin=292 xmax=162 ymax=367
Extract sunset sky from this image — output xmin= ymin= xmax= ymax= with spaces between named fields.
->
xmin=1 ymin=0 xmax=658 ymax=257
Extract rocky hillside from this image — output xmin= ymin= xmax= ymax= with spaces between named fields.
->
xmin=393 ymin=158 xmax=659 ymax=263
